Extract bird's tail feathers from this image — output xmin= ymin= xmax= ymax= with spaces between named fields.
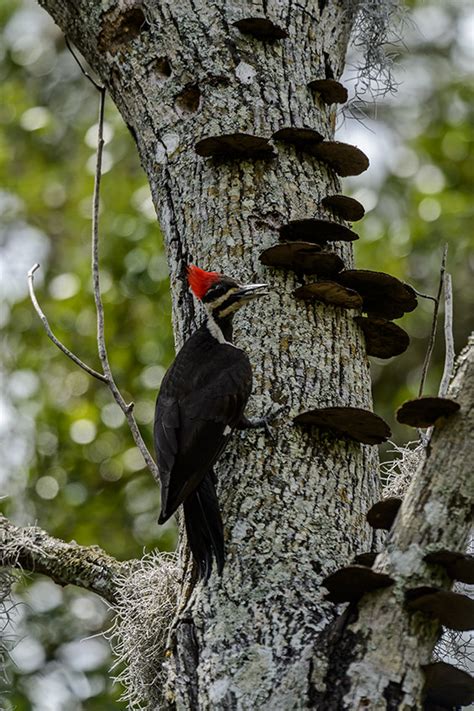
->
xmin=183 ymin=471 xmax=225 ymax=581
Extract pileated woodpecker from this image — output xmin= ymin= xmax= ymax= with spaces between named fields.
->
xmin=154 ymin=265 xmax=272 ymax=580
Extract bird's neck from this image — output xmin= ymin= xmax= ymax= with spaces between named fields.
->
xmin=206 ymin=312 xmax=234 ymax=344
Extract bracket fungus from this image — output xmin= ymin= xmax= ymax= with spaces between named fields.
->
xmin=295 ymin=281 xmax=362 ymax=309
xmin=424 ymin=550 xmax=474 ymax=585
xmin=396 ymin=396 xmax=460 ymax=428
xmin=355 ymin=317 xmax=410 ymax=359
xmin=279 ymin=219 xmax=358 ymax=244
xmin=195 ymin=133 xmax=274 ymax=159
xmin=308 ymin=78 xmax=348 ymax=105
xmin=309 ymin=141 xmax=370 ymax=177
xmin=259 ymin=242 xmax=344 ymax=277
xmin=366 ymin=497 xmax=402 ymax=531
xmin=321 ymin=194 xmax=365 ymax=222
xmin=294 ymin=407 xmax=391 ymax=445
xmin=353 ymin=552 xmax=378 ymax=568
xmin=233 ymin=17 xmax=288 ymax=40
xmin=405 ymin=587 xmax=474 ymax=631
xmin=422 ymin=662 xmax=474 ymax=708
xmin=272 ymin=127 xmax=324 ymax=150
xmin=337 ymin=270 xmax=418 ymax=319
xmin=322 ymin=565 xmax=394 ymax=603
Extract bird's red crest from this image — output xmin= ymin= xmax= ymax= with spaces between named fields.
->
xmin=187 ymin=265 xmax=220 ymax=300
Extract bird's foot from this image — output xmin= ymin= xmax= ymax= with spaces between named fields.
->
xmin=237 ymin=405 xmax=288 ymax=439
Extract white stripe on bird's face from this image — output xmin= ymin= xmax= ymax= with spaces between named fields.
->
xmin=215 ymin=301 xmax=243 ymax=319
xmin=205 ymin=287 xmax=239 ymax=310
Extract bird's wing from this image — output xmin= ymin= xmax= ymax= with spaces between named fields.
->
xmin=154 ymin=344 xmax=252 ymax=520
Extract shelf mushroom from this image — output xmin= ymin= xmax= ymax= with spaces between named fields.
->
xmin=366 ymin=498 xmax=402 ymax=531
xmin=405 ymin=587 xmax=474 ymax=631
xmin=279 ymin=219 xmax=358 ymax=245
xmin=195 ymin=133 xmax=274 ymax=159
xmin=308 ymin=79 xmax=348 ymax=105
xmin=321 ymin=194 xmax=365 ymax=222
xmin=309 ymin=141 xmax=370 ymax=177
xmin=396 ymin=396 xmax=460 ymax=428
xmin=259 ymin=242 xmax=344 ymax=277
xmin=354 ymin=317 xmax=410 ymax=359
xmin=233 ymin=17 xmax=288 ymax=40
xmin=294 ymin=407 xmax=391 ymax=445
xmin=322 ymin=565 xmax=394 ymax=603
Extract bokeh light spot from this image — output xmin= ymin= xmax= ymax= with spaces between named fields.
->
xmin=140 ymin=365 xmax=165 ymax=389
xmin=101 ymin=402 xmax=126 ymax=429
xmin=418 ymin=197 xmax=441 ymax=222
xmin=49 ymin=273 xmax=80 ymax=300
xmin=35 ymin=475 xmax=59 ymax=500
xmin=414 ymin=164 xmax=446 ymax=194
xmin=122 ymin=446 xmax=146 ymax=472
xmin=70 ymin=419 xmax=97 ymax=444
xmin=20 ymin=106 xmax=50 ymax=131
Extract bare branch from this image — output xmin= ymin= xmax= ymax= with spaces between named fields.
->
xmin=412 ymin=289 xmax=437 ymax=303
xmin=418 ymin=244 xmax=448 ymax=398
xmin=439 ymin=272 xmax=454 ymax=398
xmin=0 ymin=514 xmax=131 ymax=604
xmin=65 ymin=37 xmax=104 ymax=90
xmin=27 ymin=263 xmax=108 ymax=383
xmin=92 ymin=86 xmax=108 ymax=372
xmin=89 ymin=89 xmax=160 ymax=483
xmin=28 ymin=88 xmax=160 ymax=484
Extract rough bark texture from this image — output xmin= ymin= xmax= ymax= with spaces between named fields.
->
xmin=320 ymin=335 xmax=474 ymax=710
xmin=0 ymin=514 xmax=129 ymax=604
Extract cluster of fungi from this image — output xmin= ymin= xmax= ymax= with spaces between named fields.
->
xmin=193 ymin=15 xmax=469 ymax=708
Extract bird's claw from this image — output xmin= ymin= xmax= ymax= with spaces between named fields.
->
xmin=237 ymin=405 xmax=288 ymax=439
xmin=264 ymin=404 xmax=288 ymax=439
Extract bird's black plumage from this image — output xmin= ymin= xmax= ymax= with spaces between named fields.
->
xmin=155 ymin=323 xmax=252 ymax=518
xmin=154 ymin=266 xmax=269 ymax=580
xmin=182 ymin=470 xmax=224 ymax=580
xmin=154 ymin=322 xmax=252 ymax=578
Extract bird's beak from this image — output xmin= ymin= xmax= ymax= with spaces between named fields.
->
xmin=235 ymin=283 xmax=270 ymax=301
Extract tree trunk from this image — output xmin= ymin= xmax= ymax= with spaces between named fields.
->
xmin=38 ymin=1 xmax=381 ymax=707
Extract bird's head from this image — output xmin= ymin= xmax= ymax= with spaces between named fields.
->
xmin=187 ymin=265 xmax=269 ymax=320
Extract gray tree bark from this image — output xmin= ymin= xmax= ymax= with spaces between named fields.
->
xmin=3 ymin=0 xmax=468 ymax=708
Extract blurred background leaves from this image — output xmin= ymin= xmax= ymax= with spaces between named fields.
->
xmin=0 ymin=0 xmax=472 ymax=708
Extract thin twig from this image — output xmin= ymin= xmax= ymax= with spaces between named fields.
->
xmin=28 ymin=88 xmax=160 ymax=485
xmin=438 ymin=272 xmax=454 ymax=397
xmin=28 ymin=264 xmax=107 ymax=382
xmin=65 ymin=37 xmax=104 ymax=91
xmin=90 ymin=89 xmax=160 ymax=483
xmin=412 ymin=289 xmax=438 ymax=304
xmin=418 ymin=245 xmax=448 ymax=398
xmin=92 ymin=87 xmax=108 ymax=372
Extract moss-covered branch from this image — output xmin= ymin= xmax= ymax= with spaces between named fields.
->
xmin=0 ymin=514 xmax=131 ymax=604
